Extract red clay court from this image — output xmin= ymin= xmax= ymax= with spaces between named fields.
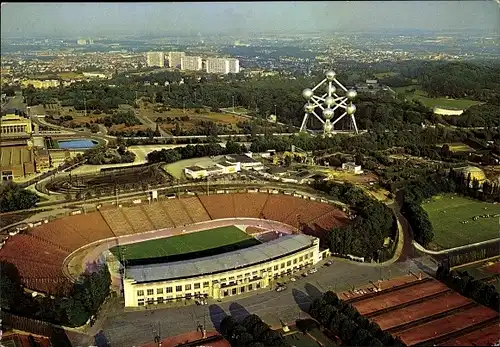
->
xmin=347 ymin=275 xmax=500 ymax=346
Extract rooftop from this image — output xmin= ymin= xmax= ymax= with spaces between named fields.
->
xmin=217 ymin=160 xmax=238 ymax=167
xmin=0 ymin=146 xmax=33 ymax=167
xmin=226 ymin=154 xmax=260 ymax=164
xmin=185 ymin=165 xmax=205 ymax=172
xmin=126 ymin=234 xmax=317 ymax=283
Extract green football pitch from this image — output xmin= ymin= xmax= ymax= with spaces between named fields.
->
xmin=422 ymin=194 xmax=500 ymax=249
xmin=110 ymin=225 xmax=259 ymax=261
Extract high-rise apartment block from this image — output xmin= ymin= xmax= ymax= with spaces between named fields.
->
xmin=228 ymin=58 xmax=240 ymax=73
xmin=168 ymin=51 xmax=185 ymax=68
xmin=206 ymin=58 xmax=230 ymax=74
xmin=146 ymin=52 xmax=165 ymax=68
xmin=181 ymin=56 xmax=203 ymax=71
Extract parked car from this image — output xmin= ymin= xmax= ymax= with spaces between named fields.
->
xmin=290 ymin=277 xmax=297 ymax=282
xmin=325 ymin=260 xmax=333 ymax=266
xmin=301 ymin=272 xmax=308 ymax=278
xmin=308 ymin=268 xmax=317 ymax=274
xmin=276 ymin=285 xmax=287 ymax=292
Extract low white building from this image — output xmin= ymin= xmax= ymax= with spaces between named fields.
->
xmin=342 ymin=162 xmax=363 ymax=174
xmin=184 ymin=166 xmax=207 ymax=179
xmin=226 ymin=154 xmax=265 ymax=171
xmin=216 ymin=160 xmax=241 ymax=174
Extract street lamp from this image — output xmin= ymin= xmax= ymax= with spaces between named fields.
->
xmin=232 ymin=96 xmax=235 ymax=113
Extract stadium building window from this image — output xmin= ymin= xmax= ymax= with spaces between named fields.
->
xmin=147 ymin=289 xmax=154 ymax=296
xmin=309 ymin=252 xmax=313 ymax=258
xmin=237 ymin=274 xmax=243 ymax=279
xmin=256 ymin=283 xmax=261 ymax=289
xmin=252 ymin=271 xmax=257 ymax=276
xmin=203 ymin=282 xmax=209 ymax=288
xmin=267 ymin=267 xmax=272 ymax=272
xmin=137 ymin=290 xmax=144 ymax=296
xmin=305 ymin=254 xmax=309 ymax=259
xmin=299 ymin=256 xmax=303 ymax=262
xmin=274 ymin=265 xmax=278 ymax=271
xmin=293 ymin=258 xmax=297 ymax=264
xmin=286 ymin=260 xmax=291 ymax=266
xmin=147 ymin=298 xmax=154 ymax=305
xmin=281 ymin=263 xmax=285 ymax=269
xmin=138 ymin=299 xmax=145 ymax=306
xmin=176 ymin=285 xmax=182 ymax=292
xmin=157 ymin=288 xmax=163 ymax=294
xmin=231 ymin=288 xmax=237 ymax=295
xmin=185 ymin=284 xmax=191 ymax=291
xmin=249 ymin=284 xmax=253 ymax=290
xmin=194 ymin=283 xmax=200 ymax=289
xmin=166 ymin=287 xmax=173 ymax=293
xmin=245 ymin=273 xmax=250 ymax=277
xmin=158 ymin=297 xmax=164 ymax=303
xmin=229 ymin=276 xmax=235 ymax=281
xmin=220 ymin=278 xmax=226 ymax=282
xmin=240 ymin=286 xmax=245 ymax=293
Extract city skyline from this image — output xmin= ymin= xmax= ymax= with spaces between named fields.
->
xmin=1 ymin=1 xmax=499 ymax=38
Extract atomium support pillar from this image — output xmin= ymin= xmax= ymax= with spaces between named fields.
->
xmin=301 ymin=70 xmax=358 ymax=137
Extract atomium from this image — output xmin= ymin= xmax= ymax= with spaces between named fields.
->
xmin=300 ymin=70 xmax=359 ymax=137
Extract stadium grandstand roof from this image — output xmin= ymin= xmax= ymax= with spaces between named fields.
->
xmin=126 ymin=234 xmax=317 ymax=283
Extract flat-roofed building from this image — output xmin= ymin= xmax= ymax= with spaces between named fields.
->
xmin=228 ymin=58 xmax=240 ymax=73
xmin=215 ymin=160 xmax=240 ymax=174
xmin=123 ymin=234 xmax=321 ymax=307
xmin=181 ymin=56 xmax=202 ymax=71
xmin=146 ymin=52 xmax=165 ymax=68
xmin=341 ymin=162 xmax=363 ymax=174
xmin=206 ymin=58 xmax=230 ymax=74
xmin=1 ymin=146 xmax=36 ymax=181
xmin=20 ymin=79 xmax=60 ymax=89
xmin=226 ymin=154 xmax=264 ymax=170
xmin=184 ymin=165 xmax=208 ymax=179
xmin=168 ymin=51 xmax=185 ymax=68
xmin=1 ymin=110 xmax=33 ymax=137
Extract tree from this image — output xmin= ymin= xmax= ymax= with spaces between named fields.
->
xmin=0 ymin=261 xmax=24 ymax=310
xmin=0 ymin=182 xmax=40 ymax=213
xmin=296 ymin=319 xmax=319 ymax=334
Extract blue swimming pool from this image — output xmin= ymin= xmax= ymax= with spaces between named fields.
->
xmin=57 ymin=139 xmax=97 ymax=149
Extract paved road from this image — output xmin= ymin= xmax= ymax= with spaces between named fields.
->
xmin=69 ymin=255 xmax=436 ymax=347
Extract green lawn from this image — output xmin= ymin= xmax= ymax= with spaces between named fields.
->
xmin=435 ymin=142 xmax=475 ymax=153
xmin=422 ymin=195 xmax=500 ymax=249
xmin=393 ymin=85 xmax=483 ymax=110
xmin=110 ymin=225 xmax=259 ymax=261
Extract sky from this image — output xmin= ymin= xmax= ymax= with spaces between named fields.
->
xmin=1 ymin=1 xmax=499 ymax=38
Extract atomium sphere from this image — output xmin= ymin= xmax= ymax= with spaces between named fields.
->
xmin=322 ymin=108 xmax=334 ymax=119
xmin=304 ymin=104 xmax=315 ymax=113
xmin=346 ymin=89 xmax=357 ymax=100
xmin=302 ymin=88 xmax=314 ymax=100
xmin=346 ymin=104 xmax=357 ymax=115
xmin=324 ymin=96 xmax=335 ymax=107
xmin=326 ymin=85 xmax=337 ymax=94
xmin=325 ymin=70 xmax=336 ymax=81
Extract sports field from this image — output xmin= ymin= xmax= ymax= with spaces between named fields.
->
xmin=110 ymin=225 xmax=259 ymax=262
xmin=393 ymin=85 xmax=483 ymax=110
xmin=422 ymin=195 xmax=500 ymax=249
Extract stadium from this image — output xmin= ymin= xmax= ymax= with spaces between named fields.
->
xmin=0 ymin=190 xmax=349 ymax=306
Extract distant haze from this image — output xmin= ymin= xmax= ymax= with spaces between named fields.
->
xmin=1 ymin=1 xmax=499 ymax=37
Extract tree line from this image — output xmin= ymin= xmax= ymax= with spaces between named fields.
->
xmin=436 ymin=265 xmax=499 ymax=313
xmin=309 ymin=291 xmax=406 ymax=346
xmin=0 ymin=260 xmax=111 ymax=327
xmin=146 ymin=140 xmax=244 ymax=164
xmin=220 ymin=313 xmax=289 ymax=347
xmin=312 ymin=181 xmax=395 ymax=262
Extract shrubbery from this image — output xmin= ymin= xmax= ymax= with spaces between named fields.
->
xmin=0 ymin=182 xmax=40 ymax=213
xmin=220 ymin=314 xmax=289 ymax=347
